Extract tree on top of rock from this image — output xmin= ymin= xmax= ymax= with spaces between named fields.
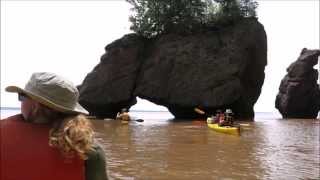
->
xmin=126 ymin=0 xmax=258 ymax=38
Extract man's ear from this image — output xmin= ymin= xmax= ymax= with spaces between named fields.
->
xmin=31 ymin=101 xmax=42 ymax=114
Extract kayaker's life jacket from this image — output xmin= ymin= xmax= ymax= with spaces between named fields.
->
xmin=0 ymin=114 xmax=85 ymax=180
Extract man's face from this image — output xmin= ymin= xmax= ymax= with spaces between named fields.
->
xmin=19 ymin=93 xmax=35 ymax=121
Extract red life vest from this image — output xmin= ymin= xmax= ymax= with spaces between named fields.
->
xmin=0 ymin=114 xmax=85 ymax=180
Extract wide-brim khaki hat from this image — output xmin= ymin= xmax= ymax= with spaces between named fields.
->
xmin=6 ymin=72 xmax=88 ymax=115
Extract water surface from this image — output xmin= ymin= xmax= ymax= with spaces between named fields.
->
xmin=90 ymin=112 xmax=320 ymax=180
xmin=2 ymin=109 xmax=319 ymax=179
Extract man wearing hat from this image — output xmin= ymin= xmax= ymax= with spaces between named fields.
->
xmin=0 ymin=72 xmax=108 ymax=180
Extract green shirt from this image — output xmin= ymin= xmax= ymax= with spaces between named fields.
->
xmin=85 ymin=144 xmax=108 ymax=180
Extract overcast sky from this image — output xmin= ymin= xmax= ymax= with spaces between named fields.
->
xmin=1 ymin=0 xmax=319 ymax=113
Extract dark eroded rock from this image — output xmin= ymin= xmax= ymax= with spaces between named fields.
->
xmin=79 ymin=18 xmax=267 ymax=119
xmin=275 ymin=48 xmax=320 ymax=118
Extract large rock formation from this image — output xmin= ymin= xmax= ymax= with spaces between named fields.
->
xmin=275 ymin=48 xmax=320 ymax=118
xmin=79 ymin=18 xmax=267 ymax=119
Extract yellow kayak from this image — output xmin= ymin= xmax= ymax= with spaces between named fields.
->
xmin=207 ymin=123 xmax=240 ymax=136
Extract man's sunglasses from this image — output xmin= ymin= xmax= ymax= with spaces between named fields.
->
xmin=18 ymin=93 xmax=28 ymax=101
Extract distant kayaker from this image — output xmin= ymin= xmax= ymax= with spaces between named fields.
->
xmin=219 ymin=109 xmax=234 ymax=126
xmin=0 ymin=72 xmax=108 ymax=180
xmin=214 ymin=109 xmax=222 ymax=123
xmin=116 ymin=108 xmax=131 ymax=121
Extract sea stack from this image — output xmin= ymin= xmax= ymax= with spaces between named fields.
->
xmin=275 ymin=48 xmax=320 ymax=118
xmin=78 ymin=18 xmax=267 ymax=119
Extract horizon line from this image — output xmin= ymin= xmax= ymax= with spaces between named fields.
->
xmin=0 ymin=107 xmax=280 ymax=113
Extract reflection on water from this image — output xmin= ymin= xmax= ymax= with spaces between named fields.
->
xmin=90 ymin=112 xmax=320 ymax=180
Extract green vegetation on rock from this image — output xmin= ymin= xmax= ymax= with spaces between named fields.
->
xmin=126 ymin=0 xmax=258 ymax=38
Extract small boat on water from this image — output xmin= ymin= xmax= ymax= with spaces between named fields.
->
xmin=207 ymin=123 xmax=240 ymax=136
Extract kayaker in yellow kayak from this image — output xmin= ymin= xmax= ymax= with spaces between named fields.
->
xmin=210 ymin=109 xmax=240 ymax=135
xmin=218 ymin=109 xmax=234 ymax=126
xmin=194 ymin=107 xmax=240 ymax=135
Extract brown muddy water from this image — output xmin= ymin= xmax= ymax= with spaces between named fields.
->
xmin=91 ymin=112 xmax=320 ymax=180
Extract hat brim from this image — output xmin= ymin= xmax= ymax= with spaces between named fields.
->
xmin=6 ymin=85 xmax=89 ymax=115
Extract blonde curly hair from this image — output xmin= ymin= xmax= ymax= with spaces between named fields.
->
xmin=32 ymin=104 xmax=94 ymax=160
xmin=49 ymin=114 xmax=94 ymax=160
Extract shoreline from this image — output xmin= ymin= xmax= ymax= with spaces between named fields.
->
xmin=1 ymin=107 xmax=318 ymax=120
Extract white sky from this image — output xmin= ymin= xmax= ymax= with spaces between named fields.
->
xmin=1 ymin=0 xmax=319 ymax=113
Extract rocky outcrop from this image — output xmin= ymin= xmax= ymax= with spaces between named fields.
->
xmin=78 ymin=34 xmax=146 ymax=118
xmin=275 ymin=48 xmax=320 ymax=118
xmin=79 ymin=18 xmax=267 ymax=119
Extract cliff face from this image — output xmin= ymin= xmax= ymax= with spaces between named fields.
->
xmin=79 ymin=18 xmax=267 ymax=119
xmin=276 ymin=48 xmax=320 ymax=118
